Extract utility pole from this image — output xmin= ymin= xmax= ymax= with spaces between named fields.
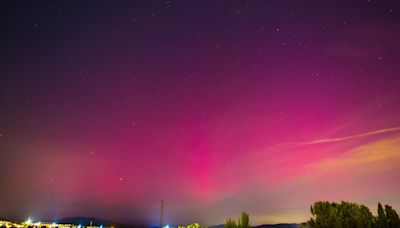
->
xmin=160 ymin=198 xmax=164 ymax=228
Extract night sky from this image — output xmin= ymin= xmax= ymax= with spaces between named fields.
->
xmin=1 ymin=0 xmax=400 ymax=226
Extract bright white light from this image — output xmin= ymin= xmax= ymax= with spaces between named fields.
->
xmin=25 ymin=218 xmax=33 ymax=224
xmin=34 ymin=222 xmax=41 ymax=226
xmin=100 ymin=225 xmax=103 ymax=228
xmin=52 ymin=222 xmax=57 ymax=226
xmin=78 ymin=224 xmax=82 ymax=228
xmin=163 ymin=225 xmax=170 ymax=228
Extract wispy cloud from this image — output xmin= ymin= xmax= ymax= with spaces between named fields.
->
xmin=313 ymin=136 xmax=400 ymax=170
xmin=273 ymin=126 xmax=400 ymax=149
xmin=298 ymin=127 xmax=400 ymax=145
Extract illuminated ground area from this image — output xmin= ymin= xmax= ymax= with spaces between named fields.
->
xmin=0 ymin=220 xmax=107 ymax=228
xmin=0 ymin=220 xmax=203 ymax=228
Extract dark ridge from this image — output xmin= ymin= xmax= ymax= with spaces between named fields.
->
xmin=209 ymin=224 xmax=300 ymax=228
xmin=255 ymin=224 xmax=300 ymax=228
xmin=55 ymin=217 xmax=128 ymax=227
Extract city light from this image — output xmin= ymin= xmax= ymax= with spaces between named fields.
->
xmin=0 ymin=219 xmax=105 ymax=228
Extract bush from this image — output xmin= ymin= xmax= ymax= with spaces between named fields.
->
xmin=225 ymin=212 xmax=251 ymax=228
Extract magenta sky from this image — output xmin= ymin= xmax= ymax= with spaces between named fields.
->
xmin=1 ymin=0 xmax=400 ymax=226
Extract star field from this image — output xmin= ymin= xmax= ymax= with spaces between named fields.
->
xmin=1 ymin=0 xmax=400 ymax=226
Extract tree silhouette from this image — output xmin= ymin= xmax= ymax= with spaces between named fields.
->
xmin=225 ymin=218 xmax=236 ymax=228
xmin=378 ymin=202 xmax=389 ymax=228
xmin=304 ymin=201 xmax=400 ymax=228
xmin=306 ymin=201 xmax=374 ymax=228
xmin=225 ymin=212 xmax=251 ymax=228
xmin=385 ymin=205 xmax=400 ymax=228
xmin=240 ymin=212 xmax=251 ymax=228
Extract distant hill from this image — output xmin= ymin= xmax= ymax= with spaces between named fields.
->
xmin=55 ymin=217 xmax=128 ymax=227
xmin=53 ymin=218 xmax=301 ymax=228
xmin=209 ymin=224 xmax=300 ymax=228
xmin=255 ymin=224 xmax=300 ymax=228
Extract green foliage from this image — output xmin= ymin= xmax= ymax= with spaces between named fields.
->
xmin=186 ymin=223 xmax=202 ymax=228
xmin=225 ymin=212 xmax=251 ymax=228
xmin=378 ymin=203 xmax=389 ymax=228
xmin=305 ymin=201 xmax=400 ymax=228
xmin=385 ymin=205 xmax=400 ymax=228
xmin=306 ymin=201 xmax=374 ymax=228
xmin=225 ymin=218 xmax=236 ymax=228
xmin=240 ymin=212 xmax=250 ymax=228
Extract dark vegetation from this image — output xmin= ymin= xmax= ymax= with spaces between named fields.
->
xmin=302 ymin=201 xmax=400 ymax=228
xmin=225 ymin=212 xmax=251 ymax=228
xmin=225 ymin=201 xmax=400 ymax=228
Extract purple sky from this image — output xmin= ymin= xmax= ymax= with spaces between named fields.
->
xmin=1 ymin=0 xmax=400 ymax=226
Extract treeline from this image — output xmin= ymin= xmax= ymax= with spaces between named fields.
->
xmin=225 ymin=212 xmax=251 ymax=228
xmin=302 ymin=201 xmax=400 ymax=228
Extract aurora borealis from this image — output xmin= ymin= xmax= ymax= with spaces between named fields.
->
xmin=1 ymin=0 xmax=400 ymax=226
